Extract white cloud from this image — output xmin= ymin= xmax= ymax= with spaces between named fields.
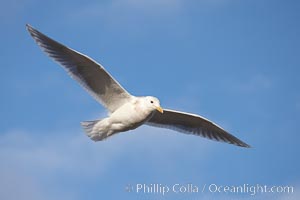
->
xmin=0 ymin=167 xmax=44 ymax=200
xmin=65 ymin=0 xmax=238 ymax=28
xmin=0 ymin=129 xmax=121 ymax=176
xmin=0 ymin=129 xmax=124 ymax=200
xmin=0 ymin=126 xmax=213 ymax=200
xmin=71 ymin=0 xmax=182 ymax=19
xmin=65 ymin=0 xmax=183 ymax=33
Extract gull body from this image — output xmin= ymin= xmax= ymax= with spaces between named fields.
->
xmin=26 ymin=24 xmax=250 ymax=148
xmin=82 ymin=96 xmax=162 ymax=140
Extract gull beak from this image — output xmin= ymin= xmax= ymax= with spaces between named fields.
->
xmin=156 ymin=106 xmax=164 ymax=114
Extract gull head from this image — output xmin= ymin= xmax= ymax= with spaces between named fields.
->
xmin=145 ymin=96 xmax=164 ymax=114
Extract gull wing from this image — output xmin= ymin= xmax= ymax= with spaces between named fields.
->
xmin=147 ymin=109 xmax=250 ymax=148
xmin=26 ymin=24 xmax=132 ymax=113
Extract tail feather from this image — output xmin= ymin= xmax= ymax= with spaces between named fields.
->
xmin=81 ymin=120 xmax=108 ymax=141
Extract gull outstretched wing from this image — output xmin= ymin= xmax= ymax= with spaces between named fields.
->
xmin=27 ymin=24 xmax=132 ymax=113
xmin=147 ymin=109 xmax=250 ymax=148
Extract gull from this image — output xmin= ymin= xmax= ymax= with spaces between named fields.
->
xmin=26 ymin=24 xmax=250 ymax=148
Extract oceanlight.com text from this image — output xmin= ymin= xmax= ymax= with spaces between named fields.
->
xmin=206 ymin=183 xmax=294 ymax=196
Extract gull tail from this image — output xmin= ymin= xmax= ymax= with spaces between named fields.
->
xmin=81 ymin=119 xmax=109 ymax=141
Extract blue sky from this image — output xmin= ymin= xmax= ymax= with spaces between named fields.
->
xmin=1 ymin=0 xmax=300 ymax=199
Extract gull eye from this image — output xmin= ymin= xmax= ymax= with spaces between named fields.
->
xmin=150 ymin=100 xmax=154 ymax=104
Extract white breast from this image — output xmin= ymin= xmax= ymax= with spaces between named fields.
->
xmin=108 ymin=98 xmax=153 ymax=131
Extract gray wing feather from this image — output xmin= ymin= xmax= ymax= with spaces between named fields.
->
xmin=26 ymin=24 xmax=132 ymax=113
xmin=147 ymin=109 xmax=250 ymax=148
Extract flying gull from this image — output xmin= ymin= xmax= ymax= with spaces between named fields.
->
xmin=26 ymin=24 xmax=250 ymax=148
